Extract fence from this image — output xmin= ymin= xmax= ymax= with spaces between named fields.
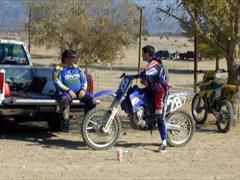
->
xmin=90 ymin=61 xmax=197 ymax=93
xmin=0 ymin=32 xmax=227 ymax=95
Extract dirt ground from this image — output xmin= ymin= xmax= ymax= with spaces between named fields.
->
xmin=1 ymin=36 xmax=240 ymax=179
xmin=1 ymin=113 xmax=240 ymax=180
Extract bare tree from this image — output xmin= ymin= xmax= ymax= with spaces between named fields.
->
xmin=29 ymin=0 xmax=141 ymax=71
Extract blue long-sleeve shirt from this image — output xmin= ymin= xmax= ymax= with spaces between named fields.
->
xmin=141 ymin=58 xmax=169 ymax=92
xmin=53 ymin=63 xmax=87 ymax=94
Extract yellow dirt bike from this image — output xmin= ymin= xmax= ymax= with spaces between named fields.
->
xmin=191 ymin=69 xmax=236 ymax=133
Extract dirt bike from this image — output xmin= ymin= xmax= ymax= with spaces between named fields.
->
xmin=81 ymin=73 xmax=195 ymax=150
xmin=191 ymin=69 xmax=236 ymax=133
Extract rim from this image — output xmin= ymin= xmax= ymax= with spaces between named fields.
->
xmin=193 ymin=95 xmax=206 ymax=121
xmin=168 ymin=112 xmax=192 ymax=145
xmin=84 ymin=109 xmax=119 ymax=148
xmin=218 ymin=103 xmax=229 ymax=129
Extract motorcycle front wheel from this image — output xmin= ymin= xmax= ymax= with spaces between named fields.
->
xmin=216 ymin=100 xmax=233 ymax=133
xmin=166 ymin=109 xmax=195 ymax=147
xmin=192 ymin=94 xmax=208 ymax=124
xmin=81 ymin=108 xmax=121 ymax=150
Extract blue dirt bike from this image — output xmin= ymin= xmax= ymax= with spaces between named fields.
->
xmin=81 ymin=73 xmax=195 ymax=150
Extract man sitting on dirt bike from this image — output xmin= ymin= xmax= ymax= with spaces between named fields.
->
xmin=140 ymin=45 xmax=170 ymax=152
xmin=53 ymin=49 xmax=96 ymax=132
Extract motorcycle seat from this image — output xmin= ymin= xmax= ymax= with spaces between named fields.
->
xmin=201 ymin=80 xmax=224 ymax=90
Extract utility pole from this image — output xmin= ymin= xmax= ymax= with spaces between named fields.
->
xmin=194 ymin=8 xmax=198 ymax=93
xmin=137 ymin=7 xmax=143 ymax=76
xmin=28 ymin=0 xmax=32 ymax=53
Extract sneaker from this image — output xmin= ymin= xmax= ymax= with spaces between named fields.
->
xmin=158 ymin=143 xmax=167 ymax=153
xmin=62 ymin=120 xmax=70 ymax=132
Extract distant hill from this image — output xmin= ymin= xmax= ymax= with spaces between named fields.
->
xmin=0 ymin=0 xmax=181 ymax=34
xmin=132 ymin=0 xmax=182 ymax=35
xmin=0 ymin=1 xmax=27 ymax=32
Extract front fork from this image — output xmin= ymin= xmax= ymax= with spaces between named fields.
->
xmin=196 ymin=95 xmax=208 ymax=113
xmin=101 ymin=97 xmax=121 ymax=133
xmin=212 ymin=101 xmax=221 ymax=119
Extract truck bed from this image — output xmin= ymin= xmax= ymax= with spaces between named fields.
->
xmin=2 ymin=92 xmax=86 ymax=107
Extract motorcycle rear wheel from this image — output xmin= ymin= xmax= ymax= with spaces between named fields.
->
xmin=192 ymin=94 xmax=208 ymax=124
xmin=81 ymin=108 xmax=121 ymax=150
xmin=216 ymin=100 xmax=233 ymax=133
xmin=166 ymin=109 xmax=195 ymax=147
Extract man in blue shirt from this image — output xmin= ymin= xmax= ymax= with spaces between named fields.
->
xmin=53 ymin=49 xmax=96 ymax=131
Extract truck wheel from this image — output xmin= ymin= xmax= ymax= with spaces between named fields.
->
xmin=48 ymin=117 xmax=63 ymax=131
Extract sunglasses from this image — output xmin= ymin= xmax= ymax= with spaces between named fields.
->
xmin=68 ymin=55 xmax=77 ymax=59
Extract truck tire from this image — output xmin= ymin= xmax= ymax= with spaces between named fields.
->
xmin=48 ymin=116 xmax=63 ymax=131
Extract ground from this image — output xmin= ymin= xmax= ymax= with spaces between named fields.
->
xmin=1 ymin=115 xmax=240 ymax=179
xmin=0 ymin=35 xmax=240 ymax=179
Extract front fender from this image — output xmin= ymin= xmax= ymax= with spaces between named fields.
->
xmin=92 ymin=90 xmax=116 ymax=99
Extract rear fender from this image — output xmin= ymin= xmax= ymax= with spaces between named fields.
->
xmin=166 ymin=92 xmax=194 ymax=113
xmin=221 ymin=85 xmax=237 ymax=100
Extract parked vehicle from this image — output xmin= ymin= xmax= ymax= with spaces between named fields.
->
xmin=155 ymin=50 xmax=173 ymax=60
xmin=81 ymin=73 xmax=195 ymax=150
xmin=179 ymin=51 xmax=201 ymax=60
xmin=191 ymin=69 xmax=236 ymax=133
xmin=0 ymin=39 xmax=94 ymax=131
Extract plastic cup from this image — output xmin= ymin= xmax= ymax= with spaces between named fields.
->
xmin=116 ymin=149 xmax=123 ymax=161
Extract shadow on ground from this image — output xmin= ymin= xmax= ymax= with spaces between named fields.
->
xmin=0 ymin=118 xmax=87 ymax=150
xmin=0 ymin=115 xmax=221 ymax=151
xmin=195 ymin=122 xmax=219 ymax=134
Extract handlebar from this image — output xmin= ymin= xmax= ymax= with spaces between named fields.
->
xmin=120 ymin=73 xmax=140 ymax=79
xmin=197 ymin=69 xmax=227 ymax=73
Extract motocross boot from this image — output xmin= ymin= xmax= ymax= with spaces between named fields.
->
xmin=62 ymin=119 xmax=70 ymax=132
xmin=61 ymin=106 xmax=70 ymax=132
xmin=158 ymin=143 xmax=167 ymax=153
xmin=155 ymin=114 xmax=168 ymax=152
xmin=80 ymin=94 xmax=97 ymax=115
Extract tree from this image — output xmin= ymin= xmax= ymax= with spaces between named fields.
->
xmin=28 ymin=0 xmax=141 ymax=71
xmin=178 ymin=13 xmax=224 ymax=70
xmin=156 ymin=0 xmax=240 ymax=121
xmin=198 ymin=43 xmax=224 ymax=70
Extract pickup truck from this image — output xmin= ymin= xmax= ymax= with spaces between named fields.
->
xmin=179 ymin=51 xmax=201 ymax=60
xmin=0 ymin=39 xmax=94 ymax=131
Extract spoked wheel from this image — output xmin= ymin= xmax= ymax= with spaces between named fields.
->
xmin=192 ymin=94 xmax=208 ymax=124
xmin=166 ymin=110 xmax=195 ymax=147
xmin=81 ymin=108 xmax=121 ymax=150
xmin=216 ymin=100 xmax=233 ymax=133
